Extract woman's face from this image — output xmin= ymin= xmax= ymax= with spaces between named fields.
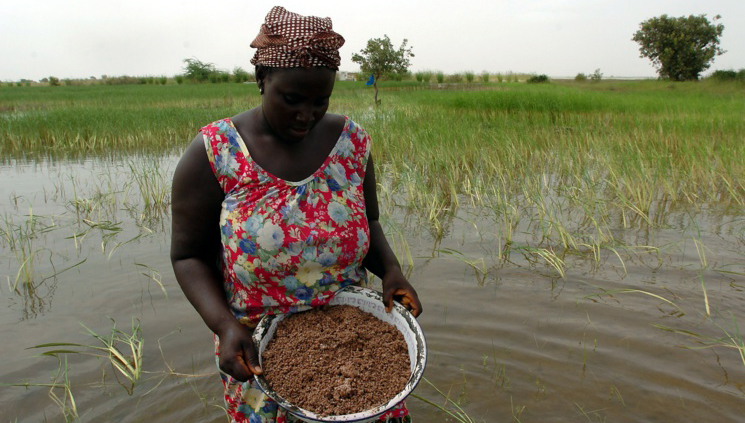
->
xmin=259 ymin=67 xmax=336 ymax=142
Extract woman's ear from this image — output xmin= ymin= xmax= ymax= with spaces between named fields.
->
xmin=256 ymin=67 xmax=267 ymax=94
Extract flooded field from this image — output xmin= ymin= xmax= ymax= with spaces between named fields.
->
xmin=1 ymin=154 xmax=743 ymax=422
xmin=1 ymin=81 xmax=744 ymax=422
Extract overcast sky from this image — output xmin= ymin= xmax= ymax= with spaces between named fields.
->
xmin=2 ymin=0 xmax=743 ymax=81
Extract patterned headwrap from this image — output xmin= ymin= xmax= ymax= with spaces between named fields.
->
xmin=250 ymin=6 xmax=345 ymax=70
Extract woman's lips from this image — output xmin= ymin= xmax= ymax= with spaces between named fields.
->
xmin=289 ymin=126 xmax=310 ymax=137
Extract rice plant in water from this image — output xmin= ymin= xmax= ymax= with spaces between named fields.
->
xmin=29 ymin=318 xmax=144 ymax=395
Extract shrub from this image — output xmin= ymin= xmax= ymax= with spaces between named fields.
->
xmin=575 ymin=73 xmax=587 ymax=82
xmin=103 ymin=75 xmax=143 ymax=85
xmin=233 ymin=67 xmax=251 ymax=83
xmin=421 ymin=71 xmax=432 ymax=83
xmin=739 ymin=69 xmax=745 ymax=81
xmin=527 ymin=74 xmax=549 ymax=83
xmin=446 ymin=73 xmax=463 ymax=83
xmin=497 ymin=73 xmax=503 ymax=83
xmin=414 ymin=71 xmax=424 ymax=82
xmin=159 ymin=76 xmax=167 ymax=85
xmin=465 ymin=71 xmax=475 ymax=83
xmin=385 ymin=72 xmax=403 ymax=81
xmin=591 ymin=68 xmax=603 ymax=82
xmin=175 ymin=75 xmax=184 ymax=85
xmin=710 ymin=69 xmax=737 ymax=81
xmin=183 ymin=58 xmax=215 ymax=82
xmin=481 ymin=71 xmax=489 ymax=83
xmin=436 ymin=71 xmax=444 ymax=83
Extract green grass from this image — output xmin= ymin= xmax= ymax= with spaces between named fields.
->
xmin=2 ymin=79 xmax=743 ymax=257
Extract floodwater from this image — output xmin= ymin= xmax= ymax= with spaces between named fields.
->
xmin=1 ymin=156 xmax=744 ymax=422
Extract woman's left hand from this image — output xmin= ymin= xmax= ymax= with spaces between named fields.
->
xmin=382 ymin=268 xmax=423 ymax=317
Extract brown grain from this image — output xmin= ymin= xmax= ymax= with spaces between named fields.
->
xmin=262 ymin=305 xmax=410 ymax=416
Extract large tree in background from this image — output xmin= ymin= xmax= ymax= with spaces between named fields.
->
xmin=632 ymin=14 xmax=725 ymax=81
xmin=352 ymin=35 xmax=414 ymax=104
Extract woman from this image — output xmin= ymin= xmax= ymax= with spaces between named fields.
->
xmin=170 ymin=7 xmax=422 ymax=423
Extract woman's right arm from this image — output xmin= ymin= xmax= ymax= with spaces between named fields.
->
xmin=170 ymin=133 xmax=262 ymax=381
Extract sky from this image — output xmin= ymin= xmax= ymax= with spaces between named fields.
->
xmin=2 ymin=0 xmax=743 ymax=81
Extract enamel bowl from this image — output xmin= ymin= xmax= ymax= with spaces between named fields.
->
xmin=252 ymin=285 xmax=427 ymax=423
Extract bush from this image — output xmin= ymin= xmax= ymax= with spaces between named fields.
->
xmin=527 ymin=74 xmax=549 ymax=83
xmin=710 ymin=69 xmax=737 ymax=81
xmin=446 ymin=73 xmax=463 ymax=83
xmin=175 ymin=75 xmax=185 ymax=85
xmin=183 ymin=58 xmax=215 ymax=82
xmin=481 ymin=71 xmax=490 ymax=83
xmin=385 ymin=72 xmax=403 ymax=81
xmin=575 ymin=73 xmax=587 ymax=82
xmin=159 ymin=76 xmax=167 ymax=85
xmin=103 ymin=75 xmax=144 ymax=85
xmin=436 ymin=71 xmax=444 ymax=83
xmin=48 ymin=76 xmax=60 ymax=86
xmin=233 ymin=67 xmax=251 ymax=83
xmin=590 ymin=68 xmax=603 ymax=82
xmin=465 ymin=71 xmax=475 ymax=83
xmin=497 ymin=73 xmax=503 ymax=83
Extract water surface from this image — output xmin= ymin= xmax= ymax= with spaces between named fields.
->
xmin=1 ymin=157 xmax=743 ymax=422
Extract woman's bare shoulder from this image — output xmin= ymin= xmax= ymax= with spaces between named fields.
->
xmin=320 ymin=112 xmax=346 ymax=135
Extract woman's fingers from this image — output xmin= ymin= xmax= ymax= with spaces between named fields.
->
xmin=391 ymin=289 xmax=422 ymax=317
xmin=244 ymin=340 xmax=263 ymax=376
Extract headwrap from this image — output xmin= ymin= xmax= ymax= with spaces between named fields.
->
xmin=250 ymin=6 xmax=345 ymax=70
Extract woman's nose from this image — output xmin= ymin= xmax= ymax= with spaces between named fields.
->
xmin=296 ymin=105 xmax=313 ymax=123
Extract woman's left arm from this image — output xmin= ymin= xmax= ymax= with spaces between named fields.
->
xmin=362 ymin=155 xmax=423 ymax=317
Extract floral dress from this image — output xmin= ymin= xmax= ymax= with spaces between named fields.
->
xmin=202 ymin=117 xmax=410 ymax=423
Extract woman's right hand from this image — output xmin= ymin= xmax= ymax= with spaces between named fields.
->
xmin=217 ymin=320 xmax=263 ymax=382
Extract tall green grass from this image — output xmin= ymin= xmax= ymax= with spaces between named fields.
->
xmin=2 ymin=80 xmax=744 ymax=237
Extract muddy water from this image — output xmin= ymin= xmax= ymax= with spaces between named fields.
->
xmin=1 ymin=157 xmax=744 ymax=422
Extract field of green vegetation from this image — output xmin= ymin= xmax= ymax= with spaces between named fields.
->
xmin=3 ymin=79 xmax=744 ymax=237
xmin=1 ymin=79 xmax=744 ymax=421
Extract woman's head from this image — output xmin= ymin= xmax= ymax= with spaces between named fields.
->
xmin=250 ymin=7 xmax=343 ymax=142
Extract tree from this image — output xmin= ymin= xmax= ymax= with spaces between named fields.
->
xmin=351 ymin=35 xmax=414 ymax=104
xmin=182 ymin=58 xmax=216 ymax=82
xmin=590 ymin=68 xmax=603 ymax=82
xmin=632 ymin=14 xmax=725 ymax=81
xmin=233 ymin=67 xmax=251 ymax=83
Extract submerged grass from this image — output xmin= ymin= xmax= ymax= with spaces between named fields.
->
xmin=29 ymin=318 xmax=144 ymax=395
